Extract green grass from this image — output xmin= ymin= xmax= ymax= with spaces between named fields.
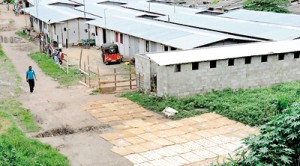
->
xmin=0 ymin=99 xmax=39 ymax=132
xmin=15 ymin=30 xmax=31 ymax=40
xmin=0 ymin=119 xmax=69 ymax=166
xmin=0 ymin=45 xmax=70 ymax=165
xmin=122 ymin=82 xmax=300 ymax=126
xmin=30 ymin=52 xmax=79 ymax=86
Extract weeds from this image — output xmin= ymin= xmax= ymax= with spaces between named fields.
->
xmin=122 ymin=82 xmax=300 ymax=126
xmin=15 ymin=30 xmax=31 ymax=40
xmin=29 ymin=52 xmax=79 ymax=86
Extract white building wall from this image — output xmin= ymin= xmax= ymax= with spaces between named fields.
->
xmin=124 ymin=35 xmax=130 ymax=57
xmin=91 ymin=26 xmax=179 ymax=58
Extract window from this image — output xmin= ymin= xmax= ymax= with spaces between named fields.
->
xmin=278 ymin=53 xmax=285 ymax=60
xmin=261 ymin=55 xmax=268 ymax=62
xmin=210 ymin=61 xmax=216 ymax=68
xmin=294 ymin=52 xmax=300 ymax=59
xmin=164 ymin=46 xmax=168 ymax=51
xmin=115 ymin=32 xmax=119 ymax=42
xmin=192 ymin=62 xmax=199 ymax=70
xmin=120 ymin=33 xmax=123 ymax=44
xmin=146 ymin=41 xmax=149 ymax=52
xmin=245 ymin=57 xmax=251 ymax=64
xmin=175 ymin=64 xmax=181 ymax=72
xmin=228 ymin=59 xmax=234 ymax=66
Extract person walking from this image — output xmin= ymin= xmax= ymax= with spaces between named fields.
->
xmin=26 ymin=66 xmax=37 ymax=93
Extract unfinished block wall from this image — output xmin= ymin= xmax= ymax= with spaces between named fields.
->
xmin=156 ymin=53 xmax=300 ymax=97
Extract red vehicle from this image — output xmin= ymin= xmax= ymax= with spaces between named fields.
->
xmin=101 ymin=43 xmax=122 ymax=65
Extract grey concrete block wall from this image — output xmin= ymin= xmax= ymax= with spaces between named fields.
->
xmin=135 ymin=54 xmax=151 ymax=92
xmin=154 ymin=52 xmax=300 ymax=97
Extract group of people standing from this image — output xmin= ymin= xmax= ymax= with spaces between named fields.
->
xmin=39 ymin=33 xmax=65 ymax=65
xmin=5 ymin=0 xmax=23 ymax=15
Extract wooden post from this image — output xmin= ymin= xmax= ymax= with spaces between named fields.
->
xmin=79 ymin=47 xmax=83 ymax=69
xmin=138 ymin=73 xmax=141 ymax=90
xmin=97 ymin=65 xmax=101 ymax=93
xmin=66 ymin=54 xmax=69 ymax=74
xmin=88 ymin=55 xmax=91 ymax=88
xmin=84 ymin=62 xmax=86 ymax=83
xmin=114 ymin=68 xmax=117 ymax=90
xmin=129 ymin=65 xmax=132 ymax=89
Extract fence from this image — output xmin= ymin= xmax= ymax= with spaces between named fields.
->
xmin=76 ymin=48 xmax=137 ymax=94
xmin=98 ymin=66 xmax=136 ymax=94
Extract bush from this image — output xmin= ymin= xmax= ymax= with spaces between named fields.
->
xmin=122 ymin=81 xmax=300 ymax=126
xmin=243 ymin=0 xmax=290 ymax=13
xmin=224 ymin=104 xmax=300 ymax=165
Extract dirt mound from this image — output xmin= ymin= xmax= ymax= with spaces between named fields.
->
xmin=35 ymin=124 xmax=111 ymax=138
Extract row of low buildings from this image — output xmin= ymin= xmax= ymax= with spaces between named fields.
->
xmin=23 ymin=0 xmax=300 ymax=96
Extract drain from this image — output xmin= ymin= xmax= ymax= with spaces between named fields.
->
xmin=35 ymin=124 xmax=110 ymax=138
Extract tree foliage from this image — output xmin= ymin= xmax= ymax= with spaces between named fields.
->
xmin=243 ymin=0 xmax=290 ymax=13
xmin=225 ymin=104 xmax=300 ymax=165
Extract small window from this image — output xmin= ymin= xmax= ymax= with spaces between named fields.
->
xmin=278 ymin=53 xmax=285 ymax=60
xmin=261 ymin=55 xmax=268 ymax=62
xmin=294 ymin=52 xmax=300 ymax=59
xmin=146 ymin=41 xmax=149 ymax=52
xmin=120 ymin=33 xmax=123 ymax=44
xmin=115 ymin=32 xmax=119 ymax=42
xmin=210 ymin=61 xmax=216 ymax=68
xmin=228 ymin=59 xmax=234 ymax=66
xmin=164 ymin=46 xmax=168 ymax=51
xmin=245 ymin=57 xmax=251 ymax=64
xmin=175 ymin=64 xmax=181 ymax=72
xmin=192 ymin=62 xmax=199 ymax=70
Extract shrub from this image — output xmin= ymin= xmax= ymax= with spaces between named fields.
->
xmin=225 ymin=104 xmax=300 ymax=165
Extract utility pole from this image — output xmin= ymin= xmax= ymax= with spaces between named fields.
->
xmin=83 ymin=0 xmax=90 ymax=48
xmin=104 ymin=8 xmax=107 ymax=28
xmin=83 ymin=0 xmax=86 ymax=18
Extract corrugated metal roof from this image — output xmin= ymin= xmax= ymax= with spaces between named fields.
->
xmin=87 ymin=15 xmax=258 ymax=49
xmin=75 ymin=2 xmax=156 ymax=18
xmin=220 ymin=9 xmax=300 ymax=28
xmin=155 ymin=13 xmax=300 ymax=41
xmin=27 ymin=0 xmax=81 ymax=5
xmin=23 ymin=5 xmax=95 ymax=24
xmin=122 ymin=1 xmax=206 ymax=15
xmin=146 ymin=40 xmax=300 ymax=66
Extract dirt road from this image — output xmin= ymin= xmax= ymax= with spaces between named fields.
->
xmin=0 ymin=4 xmax=131 ymax=166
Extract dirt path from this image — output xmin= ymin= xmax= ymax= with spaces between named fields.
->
xmin=0 ymin=5 xmax=131 ymax=166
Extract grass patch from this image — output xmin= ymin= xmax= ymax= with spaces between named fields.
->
xmin=15 ymin=30 xmax=31 ymax=40
xmin=0 ymin=122 xmax=69 ymax=166
xmin=0 ymin=99 xmax=39 ymax=132
xmin=0 ymin=99 xmax=69 ymax=165
xmin=122 ymin=81 xmax=300 ymax=126
xmin=90 ymin=88 xmax=99 ymax=95
xmin=29 ymin=52 xmax=79 ymax=86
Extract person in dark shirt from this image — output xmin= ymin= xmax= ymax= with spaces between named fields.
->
xmin=26 ymin=66 xmax=37 ymax=93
